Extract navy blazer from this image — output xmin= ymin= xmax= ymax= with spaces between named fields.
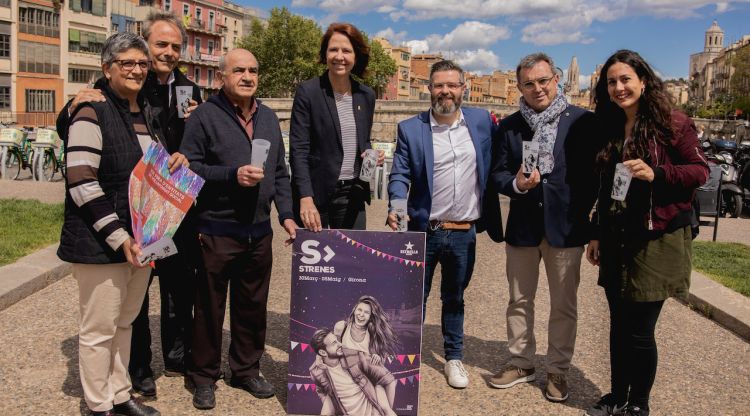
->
xmin=491 ymin=105 xmax=601 ymax=248
xmin=289 ymin=73 xmax=376 ymax=214
xmin=388 ymin=107 xmax=503 ymax=242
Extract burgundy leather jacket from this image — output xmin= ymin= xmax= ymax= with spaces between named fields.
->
xmin=595 ymin=110 xmax=709 ymax=237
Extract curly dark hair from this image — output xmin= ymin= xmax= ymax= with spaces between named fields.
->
xmin=311 ymin=328 xmax=332 ymax=356
xmin=593 ymin=49 xmax=674 ymax=168
xmin=346 ymin=295 xmax=399 ymax=358
xmin=318 ymin=23 xmax=370 ymax=78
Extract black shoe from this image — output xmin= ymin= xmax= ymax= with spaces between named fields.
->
xmin=112 ymin=397 xmax=160 ymax=416
xmin=229 ymin=376 xmax=275 ymax=399
xmin=131 ymin=373 xmax=156 ymax=397
xmin=623 ymin=404 xmax=649 ymax=416
xmin=90 ymin=411 xmax=114 ymax=416
xmin=583 ymin=393 xmax=627 ymax=416
xmin=192 ymin=384 xmax=217 ymax=410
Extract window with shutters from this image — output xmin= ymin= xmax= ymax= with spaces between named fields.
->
xmin=25 ymin=89 xmax=55 ymax=112
xmin=69 ymin=29 xmax=106 ymax=55
xmin=70 ymin=0 xmax=106 ymax=17
xmin=19 ymin=3 xmax=60 ymax=38
xmin=0 ymin=35 xmax=8 ymax=58
xmin=18 ymin=41 xmax=59 ymax=74
xmin=69 ymin=68 xmax=100 ymax=84
xmin=0 ymin=87 xmax=9 ymax=109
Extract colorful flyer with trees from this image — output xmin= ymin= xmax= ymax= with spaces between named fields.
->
xmin=288 ymin=229 xmax=426 ymax=416
xmin=129 ymin=141 xmax=204 ymax=264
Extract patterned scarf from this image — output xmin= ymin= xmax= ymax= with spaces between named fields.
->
xmin=519 ymin=93 xmax=568 ymax=174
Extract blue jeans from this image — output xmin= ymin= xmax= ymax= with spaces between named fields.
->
xmin=423 ymin=225 xmax=477 ymax=361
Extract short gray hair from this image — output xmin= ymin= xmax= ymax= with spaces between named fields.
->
xmin=516 ymin=53 xmax=555 ymax=82
xmin=142 ymin=10 xmax=186 ymax=44
xmin=101 ymin=32 xmax=149 ymax=66
xmin=429 ymin=60 xmax=465 ymax=84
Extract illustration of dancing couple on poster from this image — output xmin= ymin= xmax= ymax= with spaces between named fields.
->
xmin=288 ymin=229 xmax=426 ymax=416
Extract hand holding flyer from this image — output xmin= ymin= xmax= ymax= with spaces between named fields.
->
xmin=129 ymin=141 xmax=205 ymax=264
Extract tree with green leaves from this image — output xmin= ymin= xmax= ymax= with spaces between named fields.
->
xmin=730 ymin=46 xmax=750 ymax=116
xmin=239 ymin=7 xmax=322 ymax=97
xmin=237 ymin=8 xmax=397 ymax=98
xmin=359 ymin=37 xmax=397 ymax=97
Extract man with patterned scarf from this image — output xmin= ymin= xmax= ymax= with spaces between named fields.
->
xmin=488 ymin=53 xmax=602 ymax=403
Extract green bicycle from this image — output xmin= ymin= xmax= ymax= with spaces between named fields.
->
xmin=32 ymin=128 xmax=66 ymax=182
xmin=0 ymin=128 xmax=35 ymax=180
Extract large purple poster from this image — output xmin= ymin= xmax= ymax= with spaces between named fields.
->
xmin=288 ymin=229 xmax=426 ymax=416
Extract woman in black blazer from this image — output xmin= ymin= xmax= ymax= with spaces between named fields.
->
xmin=289 ymin=22 xmax=383 ymax=231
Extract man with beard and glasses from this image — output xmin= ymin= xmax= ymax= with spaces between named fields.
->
xmin=387 ymin=60 xmax=502 ymax=389
xmin=489 ymin=53 xmax=600 ymax=403
xmin=57 ymin=11 xmax=203 ymax=396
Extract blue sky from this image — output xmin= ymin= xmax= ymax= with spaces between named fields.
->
xmin=239 ymin=1 xmax=750 ymax=89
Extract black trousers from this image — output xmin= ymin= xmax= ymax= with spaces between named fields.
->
xmin=188 ymin=233 xmax=273 ymax=386
xmin=606 ymin=289 xmax=665 ymax=409
xmin=319 ymin=180 xmax=367 ymax=230
xmin=129 ymin=228 xmax=198 ymax=376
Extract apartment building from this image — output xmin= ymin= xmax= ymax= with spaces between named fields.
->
xmin=63 ymin=0 xmax=109 ymax=103
xmin=375 ymin=37 xmax=411 ymax=100
xmin=0 ymin=0 xmax=12 ymax=120
xmin=17 ymin=0 xmax=62 ymax=125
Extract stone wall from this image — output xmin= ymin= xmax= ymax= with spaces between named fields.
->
xmin=693 ymin=118 xmax=749 ymax=141
xmin=260 ymin=98 xmax=518 ymax=143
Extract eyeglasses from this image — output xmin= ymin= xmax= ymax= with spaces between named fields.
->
xmin=430 ymin=82 xmax=464 ymax=90
xmin=113 ymin=59 xmax=151 ymax=71
xmin=520 ymin=76 xmax=555 ymax=91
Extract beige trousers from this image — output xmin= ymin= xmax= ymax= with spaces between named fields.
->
xmin=74 ymin=262 xmax=150 ymax=412
xmin=505 ymin=240 xmax=583 ymax=374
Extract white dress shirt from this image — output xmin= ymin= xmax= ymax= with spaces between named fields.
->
xmin=428 ymin=110 xmax=480 ymax=222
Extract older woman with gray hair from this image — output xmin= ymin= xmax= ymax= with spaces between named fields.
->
xmin=57 ymin=32 xmax=169 ymax=416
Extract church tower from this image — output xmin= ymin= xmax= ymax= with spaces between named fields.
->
xmin=704 ymin=20 xmax=724 ymax=53
xmin=565 ymin=56 xmax=580 ymax=96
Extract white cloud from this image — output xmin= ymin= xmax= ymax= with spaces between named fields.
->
xmin=297 ymin=0 xmax=745 ymax=47
xmin=521 ymin=3 xmax=615 ymax=45
xmin=318 ymin=13 xmax=340 ymax=27
xmin=394 ymin=0 xmax=582 ymax=21
xmin=425 ymin=21 xmax=511 ymax=51
xmin=375 ymin=27 xmax=409 ymax=45
xmin=451 ymin=49 xmax=502 ymax=74
xmin=716 ymin=2 xmax=730 ymax=12
xmin=406 ymin=40 xmax=430 ymax=54
xmin=292 ymin=0 xmax=399 ymax=14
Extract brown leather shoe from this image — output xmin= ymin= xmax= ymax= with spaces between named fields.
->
xmin=545 ymin=373 xmax=569 ymax=402
xmin=489 ymin=365 xmax=536 ymax=389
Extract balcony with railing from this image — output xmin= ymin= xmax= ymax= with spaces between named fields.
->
xmin=180 ymin=53 xmax=220 ymax=68
xmin=184 ymin=18 xmax=224 ymax=36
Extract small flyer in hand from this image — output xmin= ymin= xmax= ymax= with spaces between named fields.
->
xmin=129 ymin=141 xmax=205 ymax=264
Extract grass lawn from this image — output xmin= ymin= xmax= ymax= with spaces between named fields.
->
xmin=0 ymin=199 xmax=64 ymax=267
xmin=693 ymin=241 xmax=750 ymax=297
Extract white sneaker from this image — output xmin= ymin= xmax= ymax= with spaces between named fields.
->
xmin=444 ymin=359 xmax=469 ymax=389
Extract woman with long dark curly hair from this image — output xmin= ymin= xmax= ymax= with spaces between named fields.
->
xmin=583 ymin=50 xmax=709 ymax=416
xmin=334 ymin=295 xmax=400 ymax=365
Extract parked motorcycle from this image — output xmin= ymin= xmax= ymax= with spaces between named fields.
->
xmin=705 ymin=138 xmax=743 ymax=218
xmin=736 ymin=140 xmax=750 ymax=215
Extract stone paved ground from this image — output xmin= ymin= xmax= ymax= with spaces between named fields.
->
xmin=1 ymin=181 xmax=749 ymax=415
